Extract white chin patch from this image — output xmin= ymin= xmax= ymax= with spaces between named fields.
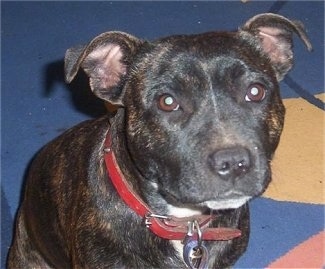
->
xmin=204 ymin=196 xmax=251 ymax=210
xmin=166 ymin=204 xmax=203 ymax=218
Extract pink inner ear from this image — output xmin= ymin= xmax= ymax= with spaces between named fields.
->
xmin=87 ymin=44 xmax=127 ymax=89
xmin=257 ymin=27 xmax=292 ymax=64
xmin=258 ymin=26 xmax=284 ymax=37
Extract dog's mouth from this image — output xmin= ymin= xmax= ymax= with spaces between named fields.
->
xmin=200 ymin=196 xmax=251 ymax=210
xmin=166 ymin=195 xmax=250 ymax=219
xmin=198 ymin=190 xmax=252 ymax=210
xmin=165 ymin=192 xmax=252 ymax=217
xmin=163 ymin=186 xmax=254 ymax=211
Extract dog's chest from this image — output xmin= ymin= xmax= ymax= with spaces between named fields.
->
xmin=171 ymin=240 xmax=185 ymax=262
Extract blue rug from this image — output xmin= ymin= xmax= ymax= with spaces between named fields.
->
xmin=2 ymin=1 xmax=324 ymax=268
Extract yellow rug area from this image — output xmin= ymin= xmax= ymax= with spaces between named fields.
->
xmin=263 ymin=93 xmax=325 ymax=204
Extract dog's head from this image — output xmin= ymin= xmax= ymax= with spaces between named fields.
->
xmin=65 ymin=14 xmax=311 ymax=211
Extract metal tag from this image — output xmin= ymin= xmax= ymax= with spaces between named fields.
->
xmin=182 ymin=220 xmax=209 ymax=269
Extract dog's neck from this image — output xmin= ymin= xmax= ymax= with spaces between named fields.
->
xmin=105 ymin=129 xmax=239 ymax=235
xmin=105 ymin=113 xmax=241 ymax=239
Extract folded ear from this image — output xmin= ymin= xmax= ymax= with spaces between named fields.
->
xmin=64 ymin=31 xmax=143 ymax=105
xmin=240 ymin=13 xmax=312 ymax=81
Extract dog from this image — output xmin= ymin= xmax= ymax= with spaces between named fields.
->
xmin=8 ymin=13 xmax=311 ymax=268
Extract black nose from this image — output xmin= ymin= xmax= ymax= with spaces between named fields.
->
xmin=208 ymin=147 xmax=251 ymax=179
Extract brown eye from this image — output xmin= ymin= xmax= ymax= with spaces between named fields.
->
xmin=158 ymin=94 xmax=180 ymax=112
xmin=245 ymin=84 xmax=266 ymax=102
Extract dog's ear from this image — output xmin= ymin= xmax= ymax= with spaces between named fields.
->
xmin=64 ymin=31 xmax=143 ymax=105
xmin=241 ymin=13 xmax=312 ymax=81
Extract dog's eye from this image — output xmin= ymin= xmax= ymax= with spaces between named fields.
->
xmin=245 ymin=84 xmax=266 ymax=102
xmin=158 ymin=94 xmax=180 ymax=112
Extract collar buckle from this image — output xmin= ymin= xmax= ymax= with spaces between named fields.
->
xmin=144 ymin=213 xmax=170 ymax=227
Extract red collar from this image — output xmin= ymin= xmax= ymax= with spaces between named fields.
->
xmin=104 ymin=132 xmax=241 ymax=241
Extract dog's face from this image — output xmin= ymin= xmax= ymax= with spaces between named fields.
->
xmin=123 ymin=33 xmax=283 ymax=210
xmin=65 ymin=14 xmax=311 ymax=211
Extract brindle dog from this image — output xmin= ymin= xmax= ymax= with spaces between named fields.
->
xmin=8 ymin=13 xmax=311 ymax=268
